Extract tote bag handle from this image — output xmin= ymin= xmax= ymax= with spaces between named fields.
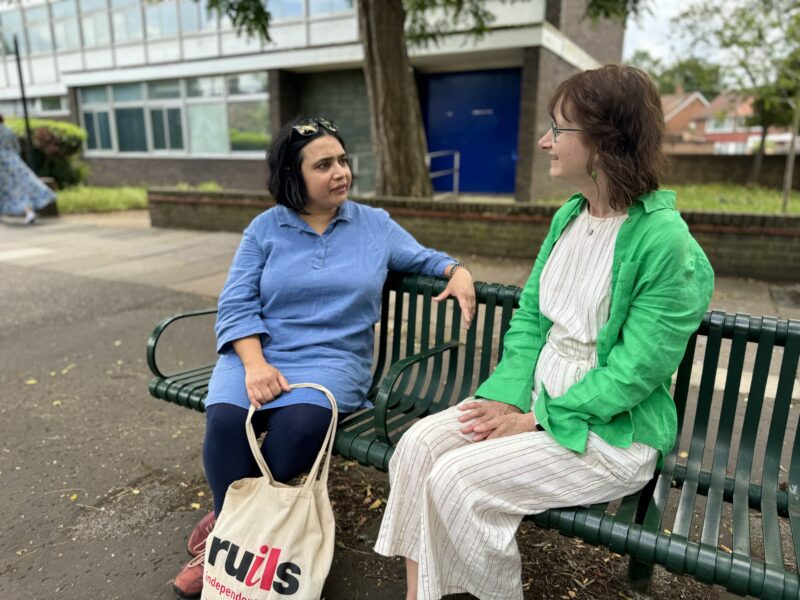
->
xmin=245 ymin=383 xmax=338 ymax=493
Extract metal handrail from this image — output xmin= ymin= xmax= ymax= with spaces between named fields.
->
xmin=349 ymin=149 xmax=460 ymax=196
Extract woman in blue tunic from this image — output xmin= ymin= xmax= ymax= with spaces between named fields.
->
xmin=172 ymin=117 xmax=476 ymax=598
xmin=0 ymin=115 xmax=55 ymax=225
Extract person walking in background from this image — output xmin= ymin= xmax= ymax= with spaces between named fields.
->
xmin=0 ymin=115 xmax=55 ymax=225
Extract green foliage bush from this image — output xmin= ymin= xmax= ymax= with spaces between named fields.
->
xmin=6 ymin=117 xmax=88 ymax=188
xmin=229 ymin=128 xmax=269 ymax=151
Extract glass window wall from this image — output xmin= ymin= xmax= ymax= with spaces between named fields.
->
xmin=1 ymin=10 xmax=27 ymax=55
xmin=112 ymin=5 xmax=143 ymax=43
xmin=148 ymin=80 xmax=181 ymax=100
xmin=146 ymin=1 xmax=178 ymax=39
xmin=82 ymin=11 xmax=111 ymax=47
xmin=227 ymin=72 xmax=268 ymax=96
xmin=187 ymin=76 xmax=224 ymax=98
xmin=228 ymin=101 xmax=269 ymax=152
xmin=115 ymin=108 xmax=147 ymax=151
xmin=187 ymin=103 xmax=227 ymax=153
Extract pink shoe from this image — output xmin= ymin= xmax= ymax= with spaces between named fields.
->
xmin=173 ymin=554 xmax=204 ymax=599
xmin=187 ymin=511 xmax=216 ymax=556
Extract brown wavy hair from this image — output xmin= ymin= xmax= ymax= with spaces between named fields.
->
xmin=547 ymin=65 xmax=665 ymax=210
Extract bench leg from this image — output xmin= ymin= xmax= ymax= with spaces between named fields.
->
xmin=626 ymin=475 xmax=658 ymax=589
xmin=628 ymin=557 xmax=654 ymax=587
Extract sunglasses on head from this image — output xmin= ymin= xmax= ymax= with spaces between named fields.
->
xmin=292 ymin=117 xmax=338 ymax=136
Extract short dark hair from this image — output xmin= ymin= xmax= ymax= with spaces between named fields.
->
xmin=548 ymin=64 xmax=665 ymax=210
xmin=267 ymin=117 xmax=348 ymax=214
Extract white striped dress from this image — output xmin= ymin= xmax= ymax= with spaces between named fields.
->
xmin=374 ymin=206 xmax=659 ymax=600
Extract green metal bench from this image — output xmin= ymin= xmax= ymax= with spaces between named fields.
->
xmin=147 ymin=272 xmax=800 ymax=599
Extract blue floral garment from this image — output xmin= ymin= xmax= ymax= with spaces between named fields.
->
xmin=0 ymin=124 xmax=55 ymax=215
xmin=205 ymin=200 xmax=456 ymax=414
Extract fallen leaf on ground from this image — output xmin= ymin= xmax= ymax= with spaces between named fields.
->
xmin=25 ymin=379 xmax=37 ymax=385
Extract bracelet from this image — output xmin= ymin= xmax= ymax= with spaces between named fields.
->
xmin=448 ymin=262 xmax=470 ymax=279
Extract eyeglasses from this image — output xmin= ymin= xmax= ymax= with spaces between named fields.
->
xmin=550 ymin=118 xmax=583 ymax=142
xmin=292 ymin=117 xmax=338 ymax=136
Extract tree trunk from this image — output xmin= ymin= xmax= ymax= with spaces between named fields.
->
xmin=781 ymin=92 xmax=800 ymax=214
xmin=357 ymin=0 xmax=433 ymax=198
xmin=750 ymin=124 xmax=768 ymax=186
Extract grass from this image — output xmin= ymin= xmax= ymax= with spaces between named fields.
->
xmin=666 ymin=183 xmax=800 ymax=215
xmin=54 ymin=183 xmax=800 ymax=215
xmin=56 ymin=185 xmax=147 ymax=214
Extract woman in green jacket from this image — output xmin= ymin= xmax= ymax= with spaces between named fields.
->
xmin=374 ymin=65 xmax=715 ymax=600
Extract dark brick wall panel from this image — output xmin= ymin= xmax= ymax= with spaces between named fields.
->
xmin=515 ymin=47 xmax=579 ymax=202
xmin=148 ymin=189 xmax=800 ymax=282
xmin=666 ymin=154 xmax=800 ymax=190
xmin=86 ymin=157 xmax=268 ymax=189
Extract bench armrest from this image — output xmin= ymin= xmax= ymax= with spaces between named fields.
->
xmin=373 ymin=340 xmax=461 ymax=445
xmin=147 ymin=308 xmax=218 ymax=379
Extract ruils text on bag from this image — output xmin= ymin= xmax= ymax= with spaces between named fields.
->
xmin=207 ymin=535 xmax=302 ymax=595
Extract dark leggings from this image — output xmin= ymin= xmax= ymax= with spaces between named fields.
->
xmin=203 ymin=402 xmax=338 ymax=516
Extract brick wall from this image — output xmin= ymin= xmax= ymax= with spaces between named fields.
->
xmin=148 ymin=189 xmax=800 ymax=282
xmin=666 ymin=154 xmax=800 ymax=190
xmin=515 ymin=47 xmax=579 ymax=202
xmin=555 ymin=0 xmax=625 ymax=66
xmin=85 ymin=157 xmax=268 ymax=189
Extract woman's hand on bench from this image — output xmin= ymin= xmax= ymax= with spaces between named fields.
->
xmin=457 ymin=400 xmax=537 ymax=442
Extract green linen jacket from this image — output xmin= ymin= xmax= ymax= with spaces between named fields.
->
xmin=474 ymin=189 xmax=714 ymax=461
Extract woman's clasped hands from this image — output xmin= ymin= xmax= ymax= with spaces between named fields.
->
xmin=458 ymin=399 xmax=538 ymax=441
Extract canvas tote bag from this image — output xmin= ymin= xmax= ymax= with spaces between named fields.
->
xmin=202 ymin=383 xmax=338 ymax=600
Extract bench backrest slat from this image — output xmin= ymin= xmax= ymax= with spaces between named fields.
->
xmin=701 ymin=315 xmax=750 ymax=546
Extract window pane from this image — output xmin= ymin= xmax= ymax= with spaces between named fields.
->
xmin=228 ymin=101 xmax=269 ymax=152
xmin=97 ymin=111 xmax=112 ymax=149
xmin=150 ymin=109 xmax=166 ymax=149
xmin=331 ymin=0 xmax=353 ymax=11
xmin=0 ymin=10 xmax=23 ymax=29
xmin=54 ymin=19 xmax=81 ymax=51
xmin=81 ymin=0 xmax=108 ymax=11
xmin=148 ymin=79 xmax=180 ymax=99
xmin=167 ymin=108 xmax=183 ymax=149
xmin=25 ymin=6 xmax=49 ymax=24
xmin=113 ymin=7 xmax=143 ymax=43
xmin=273 ymin=0 xmax=303 ymax=20
xmin=41 ymin=96 xmax=64 ymax=111
xmin=198 ymin=0 xmax=216 ymax=30
xmin=51 ymin=1 xmax=77 ymax=19
xmin=113 ymin=83 xmax=143 ymax=102
xmin=146 ymin=2 xmax=178 ymax=39
xmin=227 ymin=72 xmax=268 ymax=95
xmin=111 ymin=0 xmax=138 ymax=6
xmin=82 ymin=12 xmax=111 ymax=46
xmin=28 ymin=23 xmax=53 ymax=54
xmin=84 ymin=112 xmax=97 ymax=149
xmin=187 ymin=76 xmax=223 ymax=98
xmin=309 ymin=0 xmax=330 ymax=15
xmin=179 ymin=0 xmax=198 ymax=33
xmin=188 ymin=103 xmax=226 ymax=153
xmin=115 ymin=108 xmax=147 ymax=151
xmin=81 ymin=86 xmax=108 ymax=105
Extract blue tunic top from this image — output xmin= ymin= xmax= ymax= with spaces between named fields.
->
xmin=205 ymin=200 xmax=456 ymax=413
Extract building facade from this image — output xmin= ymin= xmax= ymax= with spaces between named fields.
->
xmin=0 ymin=0 xmax=624 ymax=200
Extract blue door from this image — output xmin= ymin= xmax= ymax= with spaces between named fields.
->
xmin=420 ymin=68 xmax=521 ymax=194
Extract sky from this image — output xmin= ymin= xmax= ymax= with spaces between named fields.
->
xmin=621 ymin=1 xmax=688 ymax=63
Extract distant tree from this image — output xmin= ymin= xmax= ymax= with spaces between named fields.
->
xmin=676 ymin=0 xmax=800 ymax=188
xmin=205 ymin=0 xmax=641 ymax=198
xmin=628 ymin=51 xmax=722 ymax=99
